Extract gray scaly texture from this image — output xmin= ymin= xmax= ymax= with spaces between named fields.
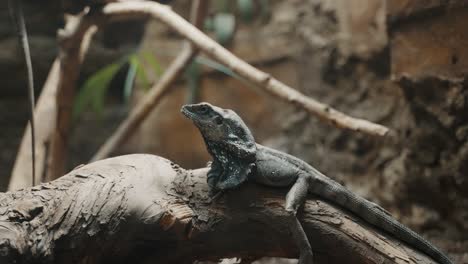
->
xmin=181 ymin=102 xmax=452 ymax=264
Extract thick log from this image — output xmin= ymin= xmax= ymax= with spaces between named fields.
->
xmin=0 ymin=155 xmax=436 ymax=263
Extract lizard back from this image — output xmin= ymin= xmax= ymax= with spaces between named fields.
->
xmin=258 ymin=145 xmax=453 ymax=264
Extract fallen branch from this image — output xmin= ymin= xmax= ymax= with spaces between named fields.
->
xmin=102 ymin=1 xmax=390 ymax=137
xmin=91 ymin=0 xmax=208 ymax=161
xmin=0 ymin=154 xmax=436 ymax=263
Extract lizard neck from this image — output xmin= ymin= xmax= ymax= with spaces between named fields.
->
xmin=205 ymin=138 xmax=256 ymax=190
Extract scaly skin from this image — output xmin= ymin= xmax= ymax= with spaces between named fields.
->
xmin=181 ymin=102 xmax=453 ymax=264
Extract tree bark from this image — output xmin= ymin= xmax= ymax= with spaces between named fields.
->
xmin=0 ymin=154 xmax=436 ymax=264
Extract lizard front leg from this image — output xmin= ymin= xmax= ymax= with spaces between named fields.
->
xmin=285 ymin=174 xmax=314 ymax=264
xmin=207 ymin=158 xmax=223 ymax=190
xmin=207 ymin=159 xmax=227 ymax=203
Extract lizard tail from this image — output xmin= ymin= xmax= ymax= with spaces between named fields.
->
xmin=311 ymin=173 xmax=453 ymax=264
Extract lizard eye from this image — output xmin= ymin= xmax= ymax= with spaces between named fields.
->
xmin=199 ymin=105 xmax=208 ymax=113
xmin=214 ymin=116 xmax=223 ymax=125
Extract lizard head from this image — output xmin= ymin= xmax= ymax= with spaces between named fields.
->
xmin=181 ymin=102 xmax=230 ymax=143
xmin=181 ymin=102 xmax=256 ymax=152
xmin=181 ymin=102 xmax=257 ymax=190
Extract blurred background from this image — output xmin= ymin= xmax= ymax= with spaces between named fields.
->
xmin=1 ymin=0 xmax=467 ymax=262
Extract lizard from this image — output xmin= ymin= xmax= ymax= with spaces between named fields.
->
xmin=181 ymin=102 xmax=453 ymax=264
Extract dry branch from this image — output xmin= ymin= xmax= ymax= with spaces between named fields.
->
xmin=91 ymin=0 xmax=208 ymax=161
xmin=46 ymin=10 xmax=100 ymax=181
xmin=10 ymin=9 xmax=103 ymax=190
xmin=9 ymin=60 xmax=60 ymax=190
xmin=0 ymin=154 xmax=436 ymax=264
xmin=101 ymin=1 xmax=390 ymax=137
xmin=91 ymin=46 xmax=195 ymax=161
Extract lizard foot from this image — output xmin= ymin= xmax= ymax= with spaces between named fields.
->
xmin=298 ymin=251 xmax=314 ymax=264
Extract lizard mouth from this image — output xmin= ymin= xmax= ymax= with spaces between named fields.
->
xmin=181 ymin=106 xmax=197 ymax=121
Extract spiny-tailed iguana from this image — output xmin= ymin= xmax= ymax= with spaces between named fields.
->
xmin=181 ymin=102 xmax=453 ymax=264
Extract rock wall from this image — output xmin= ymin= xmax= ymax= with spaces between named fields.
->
xmin=283 ymin=0 xmax=467 ymax=261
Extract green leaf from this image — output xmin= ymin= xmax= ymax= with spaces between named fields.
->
xmin=204 ymin=17 xmax=214 ymax=32
xmin=237 ymin=0 xmax=254 ymax=22
xmin=129 ymin=54 xmax=150 ymax=91
xmin=195 ymin=55 xmax=254 ymax=89
xmin=74 ymin=62 xmax=123 ymax=119
xmin=213 ymin=13 xmax=236 ymax=45
xmin=123 ymin=61 xmax=138 ymax=103
xmin=140 ymin=51 xmax=163 ymax=76
xmin=195 ymin=56 xmax=236 ymax=78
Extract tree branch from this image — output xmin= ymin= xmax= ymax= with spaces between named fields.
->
xmin=8 ymin=60 xmax=59 ymax=190
xmin=45 ymin=9 xmax=101 ymax=181
xmin=9 ymin=9 xmax=100 ymax=190
xmin=0 ymin=154 xmax=436 ymax=263
xmin=101 ymin=1 xmax=390 ymax=137
xmin=91 ymin=0 xmax=209 ymax=162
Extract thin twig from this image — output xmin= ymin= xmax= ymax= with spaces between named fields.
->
xmin=8 ymin=10 xmax=100 ymax=187
xmin=9 ymin=60 xmax=59 ymax=191
xmin=102 ymin=1 xmax=390 ymax=137
xmin=10 ymin=10 xmax=100 ymax=189
xmin=91 ymin=0 xmax=209 ymax=161
xmin=8 ymin=0 xmax=36 ymax=186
